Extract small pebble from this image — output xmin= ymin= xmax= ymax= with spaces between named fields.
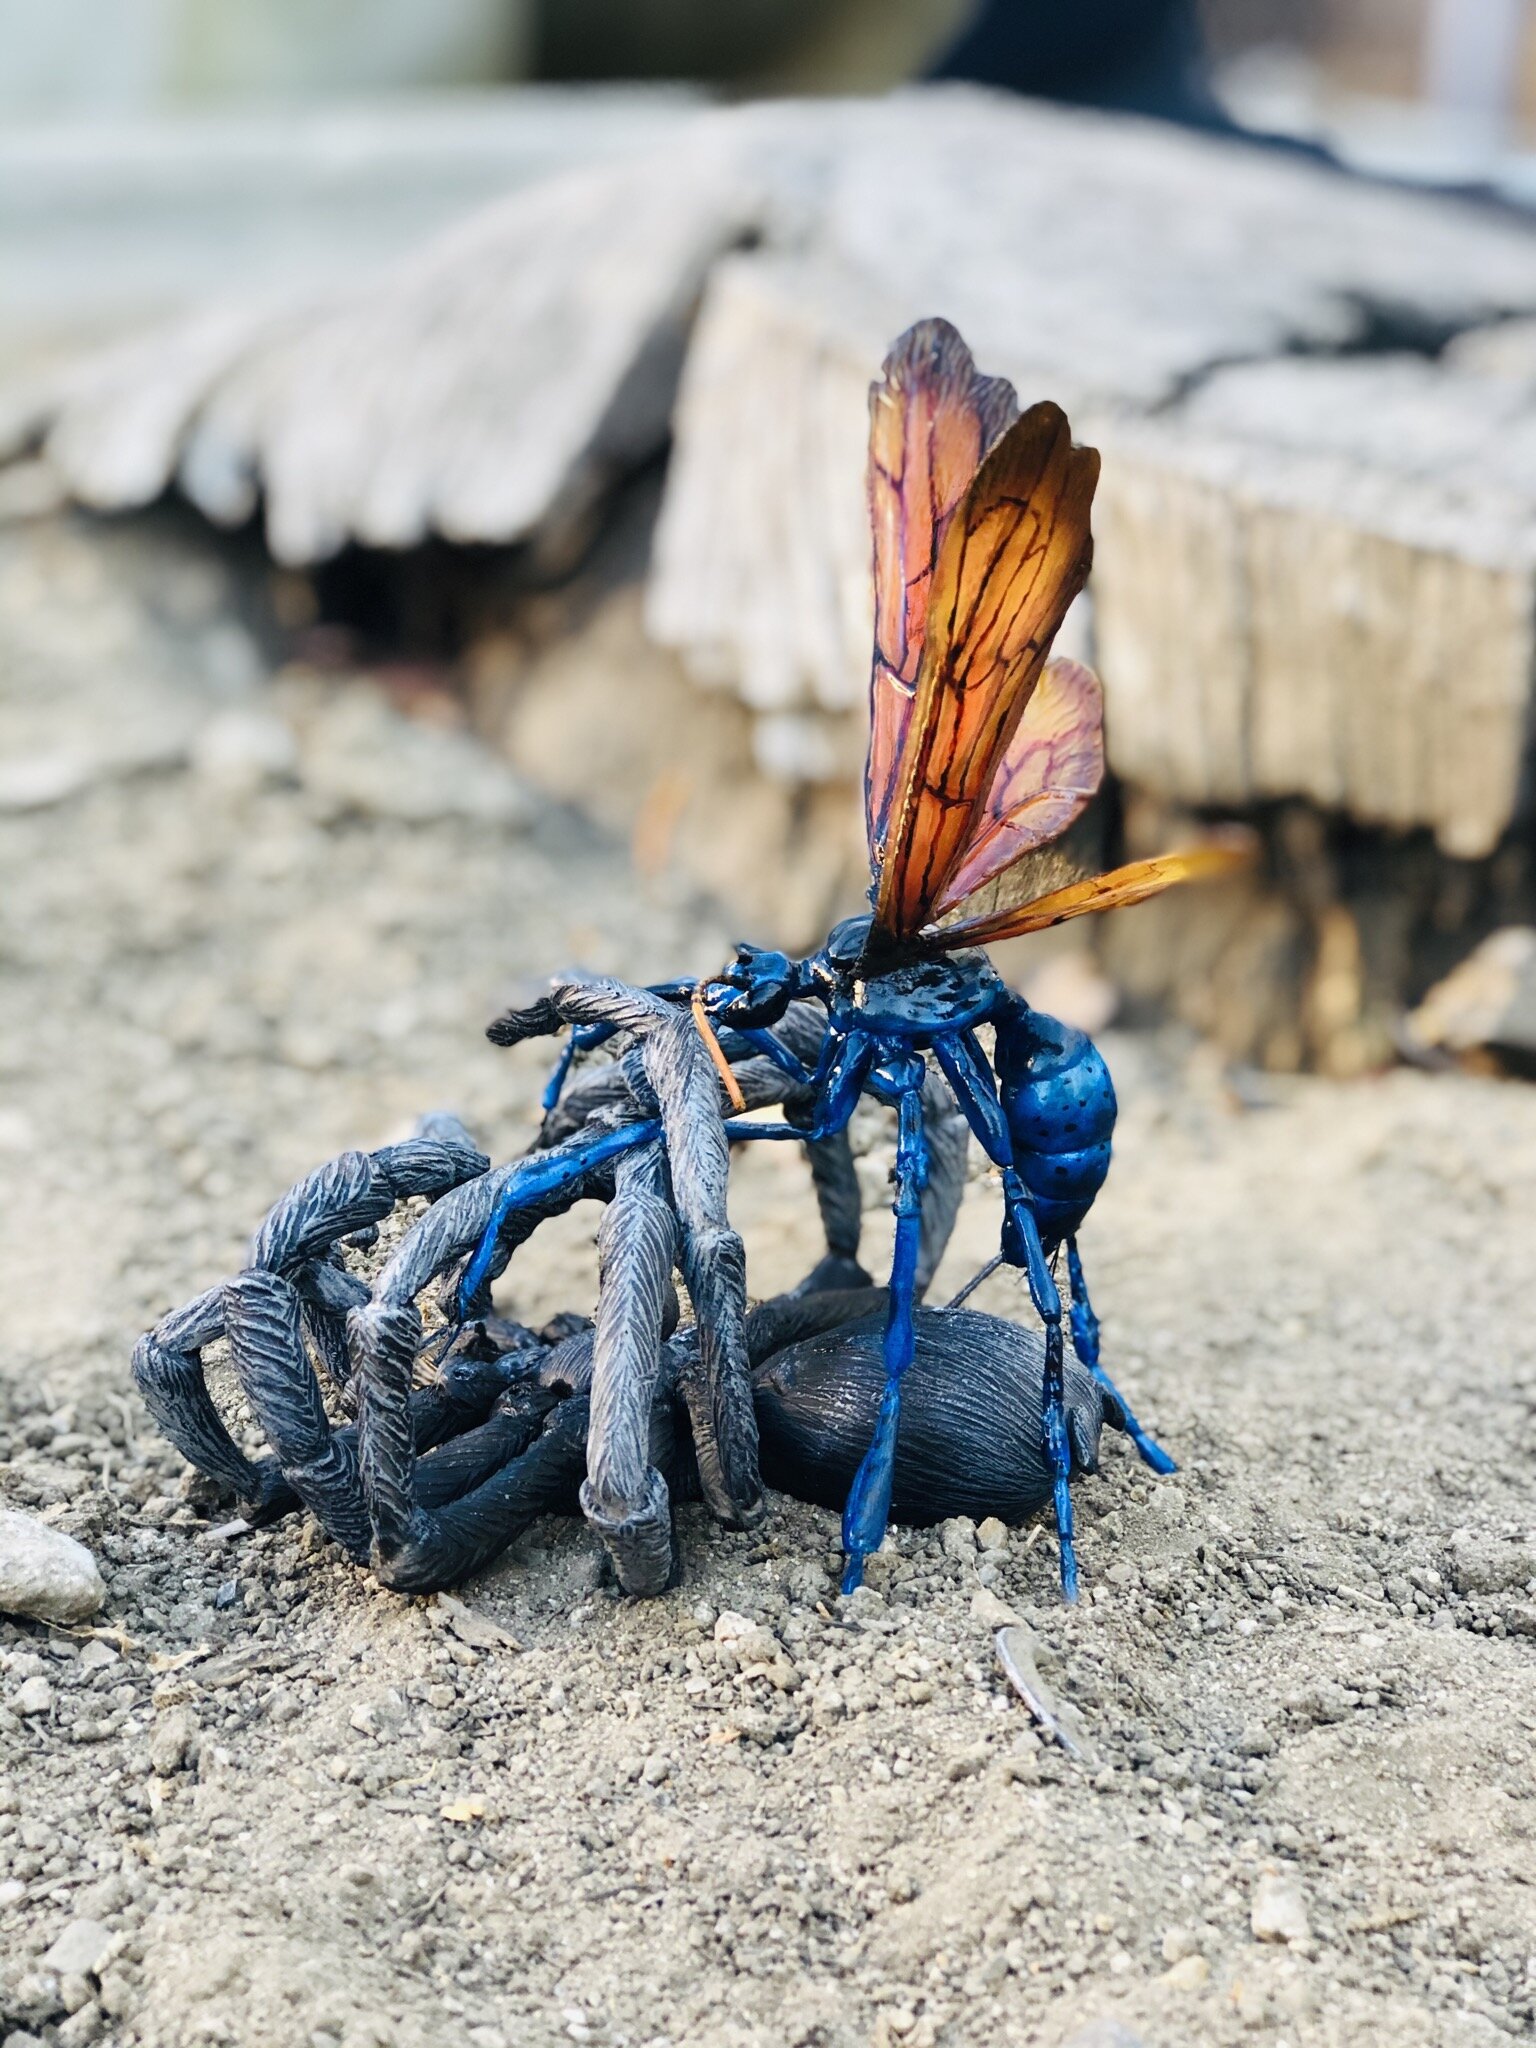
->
xmin=189 ymin=707 xmax=299 ymax=792
xmin=1446 ymin=1530 xmax=1531 ymax=1596
xmin=1251 ymin=1870 xmax=1310 ymax=1945
xmin=975 ymin=1517 xmax=1009 ymax=1552
xmin=42 ymin=1918 xmax=114 ymax=1979
xmin=971 ymin=1586 xmax=1022 ymax=1629
xmin=13 ymin=1676 xmax=53 ymax=1717
xmin=1161 ymin=1953 xmax=1210 ymax=1990
xmin=148 ymin=1709 xmax=199 ymax=1776
xmin=0 ymin=749 xmax=94 ymax=812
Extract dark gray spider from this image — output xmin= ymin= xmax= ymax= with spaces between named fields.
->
xmin=132 ymin=976 xmax=1118 ymax=1597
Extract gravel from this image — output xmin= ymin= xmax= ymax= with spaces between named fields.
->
xmin=1 ymin=509 xmax=1535 ymax=2046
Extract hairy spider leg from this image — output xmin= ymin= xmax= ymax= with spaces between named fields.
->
xmin=132 ymin=1286 xmax=292 ymax=1520
xmin=1065 ymin=1238 xmax=1176 ymax=1475
xmin=541 ymin=979 xmax=702 ymax=1112
xmin=357 ymin=1288 xmax=596 ymax=1592
xmin=580 ymin=1139 xmax=681 ymax=1594
xmin=224 ymin=1267 xmax=373 ymax=1560
xmin=839 ymin=1051 xmax=929 ymax=1593
xmin=724 ymin=1023 xmax=874 ymax=1151
xmin=455 ymin=1117 xmax=662 ymax=1321
xmin=354 ymin=1290 xmax=887 ymax=1596
xmin=133 ymin=1125 xmax=489 ymax=1541
xmin=932 ymin=1030 xmax=1080 ymax=1601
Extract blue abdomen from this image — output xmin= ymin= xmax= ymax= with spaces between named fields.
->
xmin=994 ymin=1008 xmax=1117 ymax=1244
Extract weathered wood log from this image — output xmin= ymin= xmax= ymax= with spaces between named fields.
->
xmin=645 ymin=104 xmax=1536 ymax=846
xmin=1093 ymin=354 xmax=1536 ymax=860
xmin=5 ymin=111 xmax=762 ymax=564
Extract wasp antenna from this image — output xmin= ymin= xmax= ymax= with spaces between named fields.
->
xmin=691 ymin=986 xmax=747 ymax=1113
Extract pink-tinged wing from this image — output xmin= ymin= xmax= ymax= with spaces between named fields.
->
xmin=865 ymin=319 xmax=1018 ymax=865
xmin=929 ymin=657 xmax=1104 ymax=918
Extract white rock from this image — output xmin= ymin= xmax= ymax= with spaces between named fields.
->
xmin=975 ymin=1516 xmax=1010 ymax=1553
xmin=1446 ymin=1528 xmax=1532 ymax=1595
xmin=14 ymin=1675 xmax=54 ymax=1716
xmin=42 ymin=1917 xmax=114 ymax=1978
xmin=1160 ymin=1953 xmax=1211 ymax=1990
xmin=971 ymin=1585 xmax=1024 ymax=1630
xmin=0 ymin=1508 xmax=105 ymax=1624
xmin=1251 ymin=1870 xmax=1310 ymax=1945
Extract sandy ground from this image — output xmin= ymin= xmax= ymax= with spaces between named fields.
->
xmin=1 ymin=513 xmax=1534 ymax=2048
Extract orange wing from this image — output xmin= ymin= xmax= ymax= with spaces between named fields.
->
xmin=928 ymin=656 xmax=1104 ymax=920
xmin=872 ymin=401 xmax=1099 ymax=939
xmin=922 ymin=840 xmax=1255 ymax=950
xmin=865 ymin=320 xmax=1018 ymax=860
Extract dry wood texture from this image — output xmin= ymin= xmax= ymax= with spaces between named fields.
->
xmin=7 ymin=87 xmax=1536 ymax=862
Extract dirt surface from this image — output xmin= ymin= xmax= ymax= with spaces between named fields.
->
xmin=1 ymin=513 xmax=1534 ymax=2048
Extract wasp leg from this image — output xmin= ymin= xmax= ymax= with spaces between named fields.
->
xmin=839 ymin=1054 xmax=929 ymax=1593
xmin=932 ymin=1035 xmax=1081 ymax=1602
xmin=448 ymin=1113 xmax=660 ymax=1323
xmin=1065 ymin=1238 xmax=1176 ymax=1475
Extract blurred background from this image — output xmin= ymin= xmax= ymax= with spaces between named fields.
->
xmin=5 ymin=0 xmax=1536 ymax=1081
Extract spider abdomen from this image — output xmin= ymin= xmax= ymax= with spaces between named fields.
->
xmin=752 ymin=1305 xmax=1104 ymax=1525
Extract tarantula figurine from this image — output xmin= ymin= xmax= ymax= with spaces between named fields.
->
xmin=133 ymin=1089 xmax=1116 ymax=1597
